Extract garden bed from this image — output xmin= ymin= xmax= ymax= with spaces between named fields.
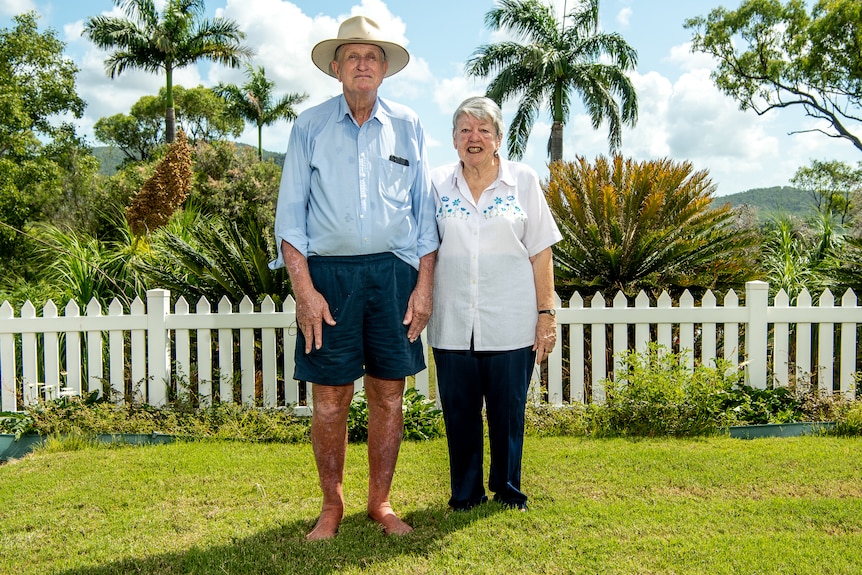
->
xmin=0 ymin=433 xmax=174 ymax=462
xmin=728 ymin=422 xmax=836 ymax=439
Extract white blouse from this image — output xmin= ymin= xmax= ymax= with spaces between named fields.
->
xmin=427 ymin=159 xmax=562 ymax=351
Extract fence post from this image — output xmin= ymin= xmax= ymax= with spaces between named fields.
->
xmin=745 ymin=281 xmax=769 ymax=389
xmin=147 ymin=289 xmax=171 ymax=406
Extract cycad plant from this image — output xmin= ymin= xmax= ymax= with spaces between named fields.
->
xmin=136 ymin=207 xmax=290 ymax=307
xmin=546 ymin=155 xmax=758 ymax=298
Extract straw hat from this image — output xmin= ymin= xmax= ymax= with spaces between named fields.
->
xmin=311 ymin=15 xmax=410 ymax=78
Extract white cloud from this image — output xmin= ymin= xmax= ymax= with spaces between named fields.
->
xmin=0 ymin=0 xmax=35 ymax=17
xmin=666 ymin=41 xmax=716 ymax=73
xmin=617 ymin=7 xmax=632 ymax=28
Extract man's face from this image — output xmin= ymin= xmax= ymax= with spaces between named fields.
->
xmin=331 ymin=43 xmax=388 ymax=95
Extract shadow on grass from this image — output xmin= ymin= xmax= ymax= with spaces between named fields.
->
xmin=55 ymin=504 xmax=503 ymax=575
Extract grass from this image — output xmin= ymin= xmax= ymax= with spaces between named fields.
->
xmin=2 ymin=435 xmax=862 ymax=574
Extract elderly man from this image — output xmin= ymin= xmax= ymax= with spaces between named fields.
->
xmin=270 ymin=15 xmax=437 ymax=540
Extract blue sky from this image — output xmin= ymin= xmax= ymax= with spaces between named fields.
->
xmin=2 ymin=0 xmax=859 ymax=196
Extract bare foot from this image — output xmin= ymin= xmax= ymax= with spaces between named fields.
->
xmin=306 ymin=504 xmax=343 ymax=541
xmin=368 ymin=503 xmax=413 ymax=536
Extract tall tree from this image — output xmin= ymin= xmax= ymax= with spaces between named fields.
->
xmin=83 ymin=0 xmax=252 ymax=143
xmin=214 ymin=64 xmax=307 ymax=160
xmin=791 ymin=159 xmax=862 ymax=226
xmin=686 ymin=0 xmax=862 ymax=153
xmin=0 ymin=12 xmax=89 ymax=274
xmin=466 ymin=0 xmax=638 ymax=162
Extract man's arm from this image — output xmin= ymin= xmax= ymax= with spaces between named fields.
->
xmin=403 ymin=250 xmax=436 ymax=343
xmin=281 ymin=240 xmax=335 ymax=353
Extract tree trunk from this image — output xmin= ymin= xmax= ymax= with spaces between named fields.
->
xmin=550 ymin=120 xmax=564 ymax=163
xmin=165 ymin=107 xmax=176 ymax=144
xmin=165 ymin=64 xmax=175 ymax=143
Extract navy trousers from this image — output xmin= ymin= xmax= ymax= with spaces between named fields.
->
xmin=433 ymin=345 xmax=535 ymax=509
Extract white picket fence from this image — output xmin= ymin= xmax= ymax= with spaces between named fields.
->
xmin=0 ymin=280 xmax=859 ymax=413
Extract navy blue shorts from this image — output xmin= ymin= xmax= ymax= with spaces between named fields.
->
xmin=294 ymin=253 xmax=426 ymax=385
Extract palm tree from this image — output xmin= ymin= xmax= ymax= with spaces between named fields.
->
xmin=214 ymin=64 xmax=307 ymax=160
xmin=83 ymin=0 xmax=253 ymax=143
xmin=466 ymin=0 xmax=638 ymax=162
xmin=546 ymin=155 xmax=758 ymax=298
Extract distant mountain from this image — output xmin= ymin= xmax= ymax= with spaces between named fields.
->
xmin=713 ymin=186 xmax=815 ymax=219
xmin=91 ymin=144 xmax=286 ymax=176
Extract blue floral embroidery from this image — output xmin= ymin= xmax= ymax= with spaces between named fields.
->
xmin=437 ymin=195 xmax=471 ymax=220
xmin=483 ymin=195 xmax=526 ymax=220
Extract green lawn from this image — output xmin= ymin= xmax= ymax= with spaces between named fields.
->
xmin=2 ymin=436 xmax=861 ymax=574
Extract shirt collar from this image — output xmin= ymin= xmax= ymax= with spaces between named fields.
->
xmin=336 ymin=94 xmax=387 ymax=127
xmin=453 ymin=157 xmax=515 ymax=189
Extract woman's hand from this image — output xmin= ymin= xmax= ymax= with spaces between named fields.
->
xmin=533 ymin=313 xmax=556 ymax=364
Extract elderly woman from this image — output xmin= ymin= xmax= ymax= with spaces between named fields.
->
xmin=428 ymin=96 xmax=562 ymax=511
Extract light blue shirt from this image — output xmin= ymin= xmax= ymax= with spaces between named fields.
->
xmin=269 ymin=94 xmax=438 ymax=271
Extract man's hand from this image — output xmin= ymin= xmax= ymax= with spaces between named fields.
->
xmin=403 ymin=285 xmax=432 ymax=343
xmin=281 ymin=241 xmax=335 ymax=354
xmin=295 ymin=288 xmax=336 ymax=354
xmin=402 ymin=251 xmax=436 ymax=343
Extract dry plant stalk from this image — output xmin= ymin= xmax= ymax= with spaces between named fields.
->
xmin=126 ymin=129 xmax=193 ymax=235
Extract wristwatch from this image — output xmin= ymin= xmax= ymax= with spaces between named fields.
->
xmin=538 ymin=309 xmax=556 ymax=316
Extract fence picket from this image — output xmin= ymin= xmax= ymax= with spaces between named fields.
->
xmin=21 ymin=301 xmax=37 ymax=405
xmin=196 ymin=296 xmax=213 ymax=407
xmin=109 ymin=299 xmax=125 ymax=399
xmin=841 ymin=289 xmax=857 ymax=397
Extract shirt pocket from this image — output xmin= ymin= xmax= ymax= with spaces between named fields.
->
xmin=377 ymin=157 xmax=413 ymax=205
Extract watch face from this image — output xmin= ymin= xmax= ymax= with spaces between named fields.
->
xmin=540 ymin=309 xmax=555 ymax=316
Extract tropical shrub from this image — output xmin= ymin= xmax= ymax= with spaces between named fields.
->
xmin=597 ymin=344 xmax=743 ymax=437
xmin=545 ymin=155 xmax=758 ymax=299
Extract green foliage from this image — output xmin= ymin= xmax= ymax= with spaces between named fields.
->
xmin=190 ymin=140 xmax=281 ymax=229
xmin=401 ymin=388 xmax=446 ymax=440
xmin=94 ymin=99 xmax=163 ymax=164
xmin=759 ymin=213 xmax=832 ymax=301
xmin=466 ymin=0 xmax=637 ymax=161
xmin=525 ymin=403 xmax=591 ymax=437
xmin=0 ymin=12 xmax=89 ymax=276
xmin=28 ymin=206 xmax=149 ymax=308
xmin=598 ymin=344 xmax=744 ymax=437
xmin=790 ymin=159 xmax=862 ymax=226
xmin=347 ymin=389 xmax=444 ymax=443
xmin=136 ymin=206 xmax=290 ymax=306
xmin=833 ymin=402 xmax=862 ymax=435
xmin=722 ymin=384 xmax=803 ymax=424
xmin=686 ymin=0 xmax=862 ymax=154
xmin=0 ymin=12 xmax=85 ymax=151
xmin=347 ymin=391 xmax=369 ymax=443
xmin=169 ymin=85 xmax=244 ymax=144
xmin=2 ymin=388 xmax=444 ymax=445
xmin=546 ymin=155 xmax=758 ymax=298
xmin=0 ymin=393 xmax=311 ymax=443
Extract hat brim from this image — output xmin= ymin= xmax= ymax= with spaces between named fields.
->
xmin=311 ymin=39 xmax=410 ymax=78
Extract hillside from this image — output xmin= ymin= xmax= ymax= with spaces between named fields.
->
xmin=713 ymin=186 xmax=814 ymax=219
xmin=92 ymin=144 xmax=285 ymax=175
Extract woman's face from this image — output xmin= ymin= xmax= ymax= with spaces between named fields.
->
xmin=453 ymin=113 xmax=501 ymax=168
